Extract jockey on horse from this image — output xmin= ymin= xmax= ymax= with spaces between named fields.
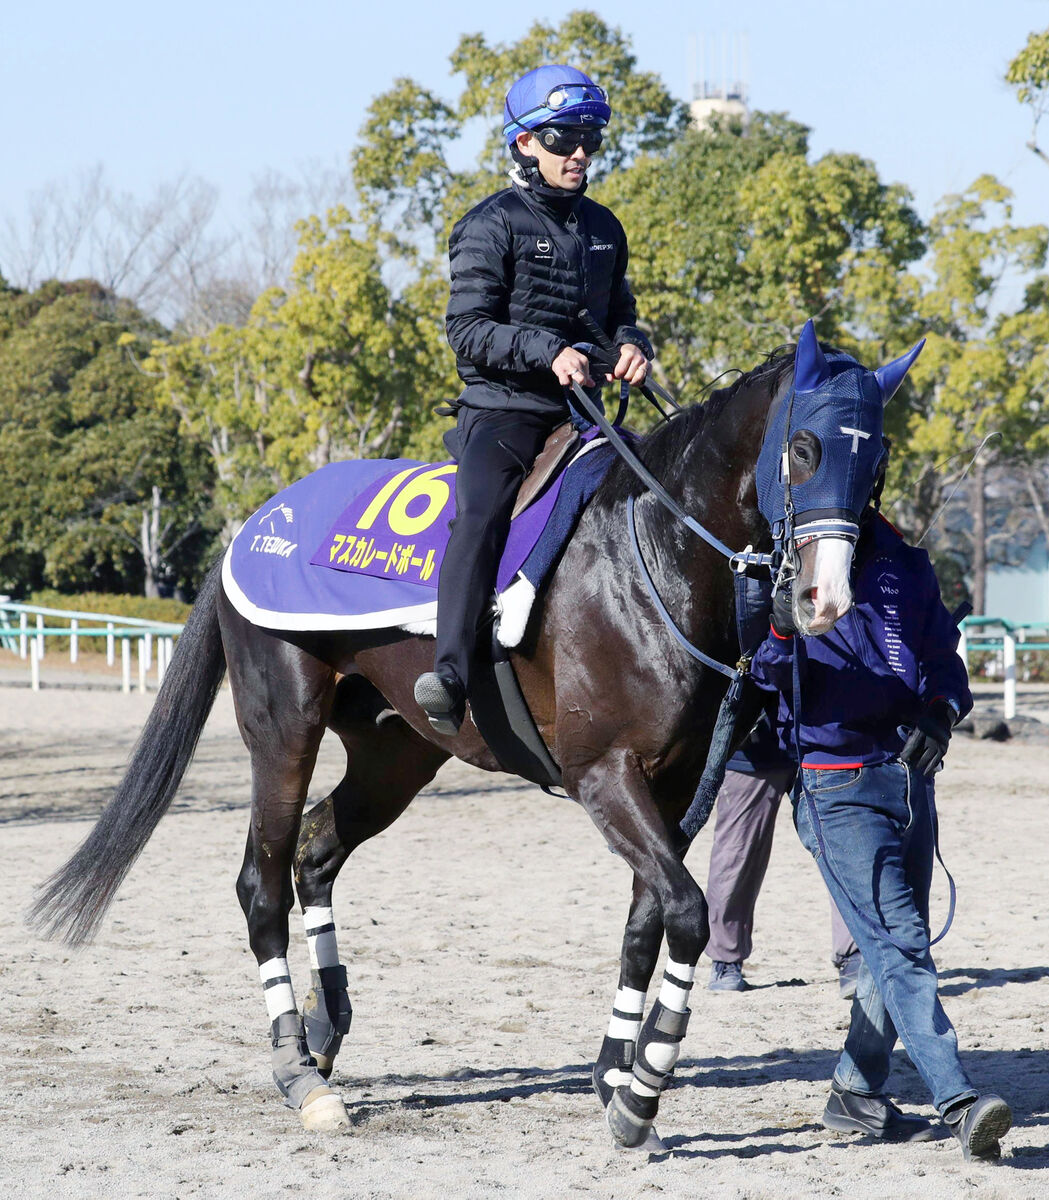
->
xmin=413 ymin=64 xmax=652 ymax=735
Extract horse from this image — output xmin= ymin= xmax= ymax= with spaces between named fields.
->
xmin=30 ymin=322 xmax=920 ymax=1146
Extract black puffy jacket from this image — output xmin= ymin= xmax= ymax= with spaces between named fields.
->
xmin=445 ymin=179 xmax=650 ymax=415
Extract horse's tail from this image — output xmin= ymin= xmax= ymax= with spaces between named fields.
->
xmin=28 ymin=562 xmax=227 ymax=945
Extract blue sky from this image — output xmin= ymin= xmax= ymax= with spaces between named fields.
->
xmin=2 ymin=1 xmax=1045 ymax=241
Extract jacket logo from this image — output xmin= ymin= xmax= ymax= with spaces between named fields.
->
xmin=590 ymin=242 xmax=614 ymax=251
xmin=536 ymin=237 xmax=551 ymax=253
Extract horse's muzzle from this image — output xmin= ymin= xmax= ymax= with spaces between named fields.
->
xmin=794 ymin=537 xmax=855 ymax=635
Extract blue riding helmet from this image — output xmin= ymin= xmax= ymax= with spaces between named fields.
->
xmin=503 ymin=65 xmax=611 ymax=145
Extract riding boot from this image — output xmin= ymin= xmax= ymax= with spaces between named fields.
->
xmin=414 ymin=671 xmax=466 ymax=736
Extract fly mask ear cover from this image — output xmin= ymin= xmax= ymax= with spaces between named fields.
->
xmin=756 ymin=325 xmax=903 ymax=545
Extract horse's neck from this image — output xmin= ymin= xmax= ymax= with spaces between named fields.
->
xmin=667 ymin=386 xmax=770 ymax=551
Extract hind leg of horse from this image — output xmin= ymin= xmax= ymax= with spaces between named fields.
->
xmin=571 ymin=751 xmax=709 ymax=1148
xmin=294 ymin=681 xmax=449 ymax=1077
xmin=228 ymin=636 xmax=347 ymax=1131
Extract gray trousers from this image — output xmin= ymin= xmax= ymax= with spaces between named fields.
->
xmin=704 ymin=768 xmax=858 ymax=965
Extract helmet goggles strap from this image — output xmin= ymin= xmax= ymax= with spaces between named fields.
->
xmin=504 ymin=81 xmax=608 ymax=137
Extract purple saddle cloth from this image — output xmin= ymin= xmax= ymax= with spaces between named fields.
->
xmin=221 ymin=437 xmax=613 ymax=632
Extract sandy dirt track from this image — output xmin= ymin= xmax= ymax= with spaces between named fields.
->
xmin=1 ymin=677 xmax=1047 ymax=1199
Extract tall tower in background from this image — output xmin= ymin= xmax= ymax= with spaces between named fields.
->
xmin=689 ymin=32 xmax=749 ymax=129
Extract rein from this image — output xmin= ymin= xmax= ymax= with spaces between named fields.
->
xmin=567 ymin=380 xmax=780 ymax=584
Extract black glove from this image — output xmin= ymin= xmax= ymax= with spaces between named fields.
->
xmin=899 ymin=699 xmax=955 ymax=777
xmin=771 ymin=583 xmax=797 ymax=638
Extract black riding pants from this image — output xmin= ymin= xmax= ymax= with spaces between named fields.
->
xmin=434 ymin=406 xmax=562 ymax=691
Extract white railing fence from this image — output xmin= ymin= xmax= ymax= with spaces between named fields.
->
xmin=0 ymin=600 xmax=182 ymax=693
xmin=959 ymin=617 xmax=1049 ymax=721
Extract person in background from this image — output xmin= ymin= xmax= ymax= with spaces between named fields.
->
xmin=705 ymin=711 xmax=861 ymax=996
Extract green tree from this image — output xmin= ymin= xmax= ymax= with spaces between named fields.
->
xmin=353 ymin=10 xmax=688 ymax=254
xmin=892 ymin=177 xmax=1049 ymax=611
xmin=1006 ymin=27 xmax=1049 ymax=168
xmin=150 ymin=207 xmax=459 ymax=534
xmin=599 ymin=114 xmax=924 ymax=403
xmin=0 ymin=279 xmax=216 ymax=597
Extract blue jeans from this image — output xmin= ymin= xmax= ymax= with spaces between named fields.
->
xmin=793 ymin=761 xmax=976 ymax=1115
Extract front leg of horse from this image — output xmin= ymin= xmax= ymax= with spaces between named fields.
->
xmin=573 ymin=755 xmax=709 ymax=1149
xmin=606 ymin=945 xmax=697 ymax=1149
xmin=593 ymin=878 xmax=663 ymax=1108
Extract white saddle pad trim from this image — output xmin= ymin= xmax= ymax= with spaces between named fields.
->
xmin=221 ymin=542 xmax=438 ymax=632
xmin=222 ymin=435 xmax=607 ymax=636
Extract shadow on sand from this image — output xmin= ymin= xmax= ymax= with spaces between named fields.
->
xmin=937 ymin=965 xmax=1049 ymax=996
xmin=332 ymin=1045 xmax=1049 ymax=1167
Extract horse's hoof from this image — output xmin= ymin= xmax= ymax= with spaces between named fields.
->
xmin=300 ymin=1086 xmax=350 ymax=1132
xmin=606 ymin=1090 xmax=655 ymax=1149
xmin=611 ymin=1125 xmax=667 ymax=1153
xmin=609 ymin=1114 xmax=666 ymax=1153
xmin=637 ymin=1126 xmax=667 ymax=1153
xmin=312 ymin=1052 xmax=334 ymax=1079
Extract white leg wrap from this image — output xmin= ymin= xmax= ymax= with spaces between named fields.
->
xmin=630 ymin=1077 xmax=661 ymax=1098
xmin=645 ymin=1040 xmax=681 ymax=1074
xmin=303 ymin=906 xmax=340 ymax=970
xmin=607 ymin=985 xmax=645 ymax=1041
xmin=627 ymin=957 xmax=694 ymax=1104
xmin=659 ymin=957 xmax=695 ymax=1013
xmin=260 ymin=956 xmax=296 ymax=1022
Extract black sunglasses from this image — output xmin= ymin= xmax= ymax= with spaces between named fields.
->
xmin=535 ymin=125 xmax=603 ymax=157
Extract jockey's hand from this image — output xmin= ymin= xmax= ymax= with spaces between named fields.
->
xmin=552 ymin=346 xmax=594 ymax=388
xmin=612 ymin=343 xmax=649 ymax=386
xmin=771 ymin=584 xmax=796 ymax=638
xmin=900 ymin=699 xmax=955 ymax=777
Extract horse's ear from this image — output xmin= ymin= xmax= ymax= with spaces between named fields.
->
xmin=793 ymin=319 xmax=830 ymax=393
xmin=875 ymin=338 xmax=926 ymax=403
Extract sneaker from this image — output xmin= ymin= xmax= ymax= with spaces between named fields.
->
xmin=944 ymin=1094 xmax=1012 ymax=1162
xmin=708 ymin=961 xmax=747 ymax=992
xmin=838 ymin=950 xmax=862 ymax=1000
xmin=822 ymin=1080 xmax=935 ymax=1142
xmin=413 ymin=671 xmax=465 ymax=736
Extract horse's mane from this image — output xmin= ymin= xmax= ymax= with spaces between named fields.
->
xmin=596 ymin=344 xmax=798 ymax=507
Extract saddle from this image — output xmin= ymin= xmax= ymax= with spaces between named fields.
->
xmin=442 ymin=419 xmax=581 ymax=519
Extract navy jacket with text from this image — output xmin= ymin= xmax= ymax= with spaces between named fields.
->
xmin=750 ymin=514 xmax=973 ymax=769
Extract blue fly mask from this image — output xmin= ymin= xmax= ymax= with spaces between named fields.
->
xmin=755 ymin=320 xmax=924 ymax=549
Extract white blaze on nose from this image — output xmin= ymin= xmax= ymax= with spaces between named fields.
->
xmin=808 ymin=538 xmax=854 ymax=631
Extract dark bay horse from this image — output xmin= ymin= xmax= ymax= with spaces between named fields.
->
xmin=31 ymin=327 xmax=916 ymax=1144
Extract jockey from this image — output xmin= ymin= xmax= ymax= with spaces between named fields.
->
xmin=751 ymin=506 xmax=1013 ymax=1160
xmin=414 ymin=64 xmax=652 ymax=735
